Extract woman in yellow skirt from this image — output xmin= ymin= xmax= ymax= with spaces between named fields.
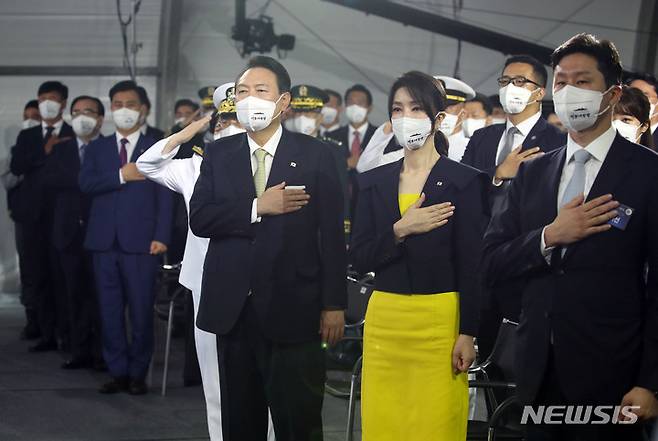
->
xmin=350 ymin=71 xmax=489 ymax=441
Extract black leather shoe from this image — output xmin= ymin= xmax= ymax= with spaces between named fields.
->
xmin=28 ymin=340 xmax=57 ymax=353
xmin=98 ymin=377 xmax=129 ymax=394
xmin=128 ymin=379 xmax=148 ymax=395
xmin=61 ymin=357 xmax=93 ymax=370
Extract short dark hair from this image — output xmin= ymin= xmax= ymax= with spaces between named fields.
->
xmin=625 ymin=72 xmax=658 ymax=96
xmin=345 ymin=84 xmax=373 ymax=107
xmin=236 ymin=55 xmax=291 ymax=94
xmin=551 ymin=33 xmax=623 ymax=88
xmin=38 ymin=81 xmax=68 ymax=100
xmin=174 ymin=99 xmax=199 ymax=113
xmin=324 ymin=89 xmax=342 ymax=106
xmin=467 ymin=93 xmax=493 ymax=115
xmin=70 ymin=95 xmax=105 ymax=117
xmin=504 ymin=55 xmax=548 ymax=88
xmin=616 ymin=85 xmax=655 ymax=150
xmin=24 ymin=99 xmax=39 ymax=111
xmin=488 ymin=94 xmax=502 ymax=108
xmin=137 ymin=86 xmax=151 ymax=109
xmin=388 ymin=71 xmax=448 ymax=156
xmin=109 ymin=80 xmax=143 ymax=103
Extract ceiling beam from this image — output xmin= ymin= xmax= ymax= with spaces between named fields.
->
xmin=0 ymin=66 xmax=159 ymax=76
xmin=322 ymin=0 xmax=555 ymax=65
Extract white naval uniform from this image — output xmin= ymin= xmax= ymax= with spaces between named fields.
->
xmin=447 ymin=130 xmax=469 ymax=162
xmin=136 ymin=137 xmax=276 ymax=441
xmin=356 ymin=122 xmax=402 ymax=173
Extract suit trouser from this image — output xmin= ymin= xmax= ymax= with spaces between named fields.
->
xmin=217 ymin=298 xmax=325 ymax=441
xmin=59 ymin=242 xmax=101 ymax=360
xmin=93 ymin=248 xmax=157 ymax=379
xmin=524 ymin=350 xmax=644 ymax=441
xmin=17 ymin=220 xmax=56 ymax=341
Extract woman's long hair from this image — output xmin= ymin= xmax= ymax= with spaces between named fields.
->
xmin=616 ymin=85 xmax=655 ymax=150
xmin=388 ymin=71 xmax=449 ymax=156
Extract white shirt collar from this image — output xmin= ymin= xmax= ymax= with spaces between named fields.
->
xmin=505 ymin=110 xmax=541 ymax=136
xmin=349 ymin=122 xmax=369 ymax=139
xmin=651 ymin=122 xmax=657 ymax=134
xmin=115 ymin=130 xmax=142 ymax=148
xmin=140 ymin=123 xmax=148 ymax=135
xmin=566 ymin=124 xmax=617 ymax=164
xmin=247 ymin=124 xmax=283 ymax=158
xmin=42 ymin=119 xmax=64 ymax=134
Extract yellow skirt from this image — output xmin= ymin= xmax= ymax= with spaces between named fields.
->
xmin=361 ymin=291 xmax=468 ymax=441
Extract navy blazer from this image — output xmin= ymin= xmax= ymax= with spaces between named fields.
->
xmin=483 ymin=134 xmax=658 ymax=405
xmin=461 ymin=117 xmax=565 ymax=179
xmin=349 ymin=156 xmax=489 ymax=336
xmin=79 ymin=133 xmax=173 ymax=253
xmin=189 ymin=129 xmax=347 ymax=343
xmin=326 ymin=123 xmax=377 ymax=157
xmin=9 ymin=123 xmax=75 ymax=223
xmin=42 ymin=138 xmax=95 ymax=251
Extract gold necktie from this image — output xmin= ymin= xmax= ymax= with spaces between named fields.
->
xmin=253 ymin=148 xmax=268 ymax=197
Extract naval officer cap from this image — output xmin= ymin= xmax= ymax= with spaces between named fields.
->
xmin=198 ymin=86 xmax=216 ymax=108
xmin=212 ymin=82 xmax=237 ymax=115
xmin=434 ymin=76 xmax=476 ymax=106
xmin=290 ymin=85 xmax=328 ymax=112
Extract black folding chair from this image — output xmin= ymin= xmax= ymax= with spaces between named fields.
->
xmin=467 ymin=318 xmax=523 ymax=440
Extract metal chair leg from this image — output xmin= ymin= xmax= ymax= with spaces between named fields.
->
xmin=346 ymin=356 xmax=363 ymax=441
xmin=161 ymin=298 xmax=175 ymax=396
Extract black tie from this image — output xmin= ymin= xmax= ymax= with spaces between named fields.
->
xmin=44 ymin=126 xmax=55 ymax=142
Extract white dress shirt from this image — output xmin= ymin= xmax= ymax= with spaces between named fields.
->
xmin=356 ymin=122 xmax=400 ymax=173
xmin=248 ymin=125 xmax=283 ymax=223
xmin=116 ymin=130 xmax=142 ymax=184
xmin=42 ymin=119 xmax=64 ymax=138
xmin=540 ymin=124 xmax=617 ymax=258
xmin=348 ymin=122 xmax=369 ymax=151
xmin=140 ymin=123 xmax=148 ymax=136
xmin=494 ymin=111 xmax=542 ymax=161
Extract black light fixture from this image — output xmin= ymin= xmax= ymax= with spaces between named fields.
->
xmin=232 ymin=1 xmax=296 ymax=58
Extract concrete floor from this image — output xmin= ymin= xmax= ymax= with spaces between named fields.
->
xmin=0 ymin=295 xmax=360 ymax=441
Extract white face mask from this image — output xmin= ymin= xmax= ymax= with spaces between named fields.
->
xmin=72 ymin=115 xmax=98 ymax=138
xmin=293 ymin=115 xmax=319 ymax=136
xmin=345 ymin=104 xmax=368 ymax=125
xmin=391 ymin=116 xmax=433 ymax=151
xmin=112 ymin=107 xmax=141 ymax=130
xmin=321 ymin=106 xmax=338 ymax=125
xmin=236 ymin=95 xmax=282 ymax=132
xmin=491 ymin=117 xmax=507 ymax=125
xmin=22 ymin=118 xmax=41 ymax=130
xmin=438 ymin=112 xmax=459 ymax=136
xmin=174 ymin=117 xmax=186 ymax=127
xmin=283 ymin=118 xmax=295 ymax=132
xmin=553 ymin=85 xmax=612 ymax=132
xmin=462 ymin=118 xmax=487 ymax=138
xmin=39 ymin=100 xmax=61 ymax=120
xmin=218 ymin=124 xmax=246 ymax=139
xmin=612 ymin=120 xmax=641 ymax=143
xmin=499 ymin=84 xmax=538 ymax=114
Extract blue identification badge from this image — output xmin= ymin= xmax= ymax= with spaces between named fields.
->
xmin=607 ymin=203 xmax=634 ymax=231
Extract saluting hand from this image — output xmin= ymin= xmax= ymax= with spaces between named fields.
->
xmin=544 ymin=194 xmax=619 ymax=247
xmin=164 ymin=112 xmax=210 ymax=154
xmin=393 ymin=193 xmax=454 ymax=242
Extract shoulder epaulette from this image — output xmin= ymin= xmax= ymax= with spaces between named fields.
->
xmin=192 ymin=145 xmax=204 ymax=156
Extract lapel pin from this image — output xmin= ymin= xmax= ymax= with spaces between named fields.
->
xmin=436 ymin=181 xmax=443 ymax=186
xmin=290 ymin=162 xmax=297 ymax=168
xmin=531 ymin=136 xmax=537 ymax=141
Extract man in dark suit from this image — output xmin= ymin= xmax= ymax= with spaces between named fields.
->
xmin=190 ymin=56 xmax=347 ymax=441
xmin=483 ymin=34 xmax=658 ymax=440
xmin=461 ymin=55 xmax=566 ymax=359
xmin=10 ymin=81 xmax=74 ymax=352
xmin=80 ymin=80 xmax=173 ymax=395
xmin=626 ymin=73 xmax=658 ymax=147
xmin=44 ymin=95 xmax=105 ymax=370
xmin=137 ymin=86 xmax=165 ymax=141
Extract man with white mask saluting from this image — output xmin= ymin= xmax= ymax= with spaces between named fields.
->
xmin=190 ymin=56 xmax=346 ymax=441
xmin=137 ymin=83 xmax=275 ymax=441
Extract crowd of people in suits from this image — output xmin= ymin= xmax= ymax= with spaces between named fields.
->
xmin=2 ymin=30 xmax=658 ymax=441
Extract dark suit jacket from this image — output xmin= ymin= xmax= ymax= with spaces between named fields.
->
xmin=326 ymin=123 xmax=377 ymax=157
xmin=482 ymin=134 xmax=658 ymax=405
xmin=42 ymin=138 xmax=96 ymax=251
xmin=79 ymin=133 xmax=173 ymax=253
xmin=189 ymin=129 xmax=347 ymax=342
xmin=145 ymin=125 xmax=165 ymax=142
xmin=9 ymin=123 xmax=75 ymax=223
xmin=349 ymin=157 xmax=489 ymax=336
xmin=461 ymin=117 xmax=566 ymax=318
